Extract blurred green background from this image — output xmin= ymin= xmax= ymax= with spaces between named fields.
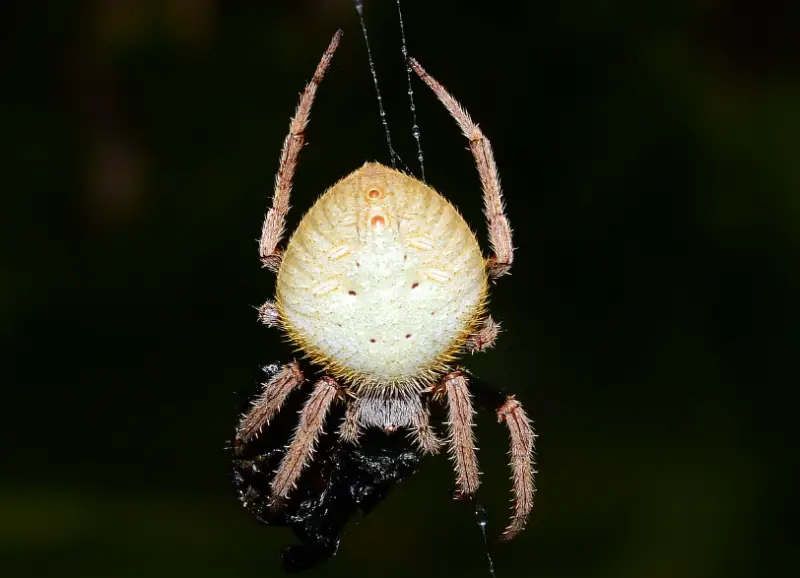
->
xmin=1 ymin=1 xmax=797 ymax=577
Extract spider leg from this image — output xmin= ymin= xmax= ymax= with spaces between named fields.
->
xmin=434 ymin=370 xmax=480 ymax=497
xmin=409 ymin=59 xmax=513 ymax=280
xmin=259 ymin=30 xmax=342 ymax=272
xmin=337 ymin=398 xmax=362 ymax=444
xmin=271 ymin=376 xmax=341 ymax=499
xmin=466 ymin=315 xmax=501 ymax=353
xmin=471 ymin=376 xmax=537 ymax=540
xmin=237 ymin=361 xmax=305 ymax=442
xmin=409 ymin=400 xmax=443 ymax=455
xmin=257 ymin=300 xmax=280 ymax=327
xmin=497 ymin=396 xmax=536 ymax=539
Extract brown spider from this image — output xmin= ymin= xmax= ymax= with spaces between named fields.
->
xmin=236 ymin=30 xmax=536 ymax=539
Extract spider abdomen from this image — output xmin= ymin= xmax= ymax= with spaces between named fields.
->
xmin=276 ymin=163 xmax=487 ymax=393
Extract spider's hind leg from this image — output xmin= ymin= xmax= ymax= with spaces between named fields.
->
xmin=470 ymin=375 xmax=537 ymax=540
xmin=237 ymin=361 xmax=306 ymax=443
xmin=259 ymin=30 xmax=342 ymax=272
xmin=271 ymin=377 xmax=342 ymax=499
xmin=432 ymin=370 xmax=481 ymax=498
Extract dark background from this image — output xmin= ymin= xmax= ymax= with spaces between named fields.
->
xmin=1 ymin=1 xmax=797 ymax=577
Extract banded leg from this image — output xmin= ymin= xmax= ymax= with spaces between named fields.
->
xmin=237 ymin=362 xmax=305 ymax=442
xmin=466 ymin=316 xmax=501 ymax=353
xmin=271 ymin=377 xmax=340 ymax=499
xmin=435 ymin=371 xmax=480 ymax=497
xmin=259 ymin=30 xmax=342 ymax=271
xmin=410 ymin=59 xmax=513 ymax=279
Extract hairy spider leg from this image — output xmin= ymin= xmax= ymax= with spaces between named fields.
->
xmin=409 ymin=59 xmax=514 ymax=279
xmin=409 ymin=399 xmax=443 ymax=454
xmin=466 ymin=315 xmax=501 ymax=353
xmin=435 ymin=370 xmax=480 ymax=497
xmin=257 ymin=300 xmax=280 ymax=327
xmin=497 ymin=396 xmax=536 ymax=539
xmin=337 ymin=397 xmax=362 ymax=444
xmin=271 ymin=376 xmax=341 ymax=498
xmin=237 ymin=362 xmax=306 ymax=442
xmin=259 ymin=30 xmax=343 ymax=272
xmin=470 ymin=375 xmax=537 ymax=540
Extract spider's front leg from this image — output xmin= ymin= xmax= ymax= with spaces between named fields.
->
xmin=410 ymin=59 xmax=514 ymax=280
xmin=271 ymin=376 xmax=342 ymax=499
xmin=259 ymin=30 xmax=342 ymax=272
xmin=471 ymin=376 xmax=537 ymax=540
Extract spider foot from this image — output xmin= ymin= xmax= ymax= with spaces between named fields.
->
xmin=261 ymin=251 xmax=283 ymax=272
xmin=257 ymin=300 xmax=280 ymax=326
xmin=487 ymin=257 xmax=512 ymax=279
xmin=466 ymin=316 xmax=501 ymax=353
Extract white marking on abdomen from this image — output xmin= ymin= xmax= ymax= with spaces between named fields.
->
xmin=408 ymin=236 xmax=435 ymax=251
xmin=327 ymin=246 xmax=351 ymax=260
xmin=425 ymin=268 xmax=452 ymax=283
xmin=312 ymin=279 xmax=340 ymax=296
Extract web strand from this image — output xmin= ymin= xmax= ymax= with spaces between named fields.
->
xmin=353 ymin=0 xmax=399 ymax=169
xmin=396 ymin=0 xmax=425 ymax=181
xmin=476 ymin=502 xmax=498 ymax=578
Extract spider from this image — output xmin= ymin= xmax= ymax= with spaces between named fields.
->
xmin=235 ymin=29 xmax=536 ymax=543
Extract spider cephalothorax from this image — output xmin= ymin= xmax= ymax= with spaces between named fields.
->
xmin=235 ymin=30 xmax=536 ymax=551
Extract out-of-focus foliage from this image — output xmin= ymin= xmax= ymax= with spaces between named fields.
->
xmin=1 ymin=1 xmax=796 ymax=577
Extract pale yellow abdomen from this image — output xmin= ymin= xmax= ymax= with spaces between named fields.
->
xmin=276 ymin=163 xmax=487 ymax=392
